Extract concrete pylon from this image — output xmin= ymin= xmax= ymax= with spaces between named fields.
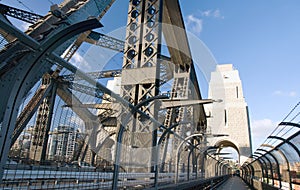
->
xmin=206 ymin=64 xmax=252 ymax=164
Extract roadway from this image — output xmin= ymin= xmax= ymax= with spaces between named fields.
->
xmin=216 ymin=176 xmax=251 ymax=190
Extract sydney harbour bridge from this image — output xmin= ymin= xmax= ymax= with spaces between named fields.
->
xmin=0 ymin=0 xmax=299 ymax=189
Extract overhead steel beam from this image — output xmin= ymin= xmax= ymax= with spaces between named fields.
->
xmin=0 ymin=14 xmax=16 ymax=44
xmin=0 ymin=17 xmax=39 ymax=50
xmin=161 ymin=99 xmax=214 ymax=109
xmin=279 ymin=121 xmax=300 ymax=128
xmin=57 ymin=0 xmax=115 ymax=65
xmin=62 ymin=69 xmax=122 ymax=81
xmin=63 ymin=82 xmax=112 ymax=102
xmin=60 ymin=55 xmax=173 ymax=82
xmin=57 ymin=84 xmax=98 ymax=122
xmin=64 ymin=103 xmax=112 ymax=110
xmin=0 ymin=3 xmax=43 ymax=24
xmin=85 ymin=31 xmax=124 ymax=52
xmin=162 ymin=0 xmax=192 ymax=70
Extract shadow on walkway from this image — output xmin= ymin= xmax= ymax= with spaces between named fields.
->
xmin=216 ymin=176 xmax=251 ymax=190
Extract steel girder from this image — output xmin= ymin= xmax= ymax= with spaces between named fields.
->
xmin=0 ymin=0 xmax=116 ymax=124
xmin=85 ymin=31 xmax=124 ymax=52
xmin=159 ymin=0 xmax=207 ymax=174
xmin=0 ymin=18 xmax=101 ymax=123
xmin=0 ymin=2 xmax=123 ymax=162
xmin=0 ymin=18 xmax=102 ymax=181
xmin=0 ymin=0 xmax=115 ymax=163
xmin=116 ymin=0 xmax=164 ymax=173
xmin=56 ymin=83 xmax=98 ymax=122
xmin=29 ymin=75 xmax=58 ymax=162
xmin=0 ymin=3 xmax=43 ymax=24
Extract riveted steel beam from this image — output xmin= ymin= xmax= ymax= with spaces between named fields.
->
xmin=0 ymin=17 xmax=40 ymax=49
xmin=0 ymin=3 xmax=43 ymax=24
xmin=0 ymin=18 xmax=102 ymax=181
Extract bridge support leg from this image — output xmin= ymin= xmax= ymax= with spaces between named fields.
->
xmin=112 ymin=95 xmax=167 ymax=189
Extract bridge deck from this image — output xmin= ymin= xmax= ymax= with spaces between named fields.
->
xmin=216 ymin=176 xmax=251 ymax=190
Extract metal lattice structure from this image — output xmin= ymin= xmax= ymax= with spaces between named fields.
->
xmin=241 ymin=103 xmax=300 ymax=190
xmin=0 ymin=1 xmax=239 ymax=189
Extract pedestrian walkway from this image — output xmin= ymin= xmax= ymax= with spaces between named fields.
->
xmin=216 ymin=176 xmax=251 ymax=190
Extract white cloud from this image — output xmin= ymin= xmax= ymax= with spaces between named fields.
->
xmin=186 ymin=15 xmax=203 ymax=35
xmin=201 ymin=9 xmax=224 ymax=19
xmin=21 ymin=22 xmax=31 ymax=31
xmin=289 ymin=91 xmax=297 ymax=97
xmin=273 ymin=90 xmax=282 ymax=95
xmin=251 ymin=119 xmax=279 ymax=151
xmin=70 ymin=52 xmax=92 ymax=71
xmin=185 ymin=9 xmax=224 ymax=35
xmin=201 ymin=10 xmax=211 ymax=17
xmin=272 ymin=90 xmax=297 ymax=97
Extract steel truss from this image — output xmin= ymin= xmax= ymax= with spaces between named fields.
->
xmin=0 ymin=1 xmax=212 ymax=189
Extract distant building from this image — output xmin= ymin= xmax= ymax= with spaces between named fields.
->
xmin=107 ymin=77 xmax=121 ymax=95
xmin=10 ymin=133 xmax=31 ymax=159
xmin=206 ymin=64 xmax=252 ymax=164
xmin=48 ymin=126 xmax=78 ymax=162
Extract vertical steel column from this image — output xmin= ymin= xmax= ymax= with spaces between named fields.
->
xmin=29 ymin=74 xmax=57 ymax=162
xmin=112 ymin=95 xmax=166 ymax=189
xmin=119 ymin=0 xmax=163 ymax=172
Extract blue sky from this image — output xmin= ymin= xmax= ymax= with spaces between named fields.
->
xmin=179 ymin=0 xmax=300 ymax=150
xmin=2 ymin=0 xmax=299 ymax=151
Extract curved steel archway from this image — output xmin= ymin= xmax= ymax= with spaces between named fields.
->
xmin=241 ymin=121 xmax=299 ymax=190
xmin=214 ymin=139 xmax=240 ymax=164
xmin=256 ymin=148 xmax=282 ymax=188
xmin=0 ymin=18 xmax=102 ymax=181
xmin=254 ymin=152 xmax=273 ymax=185
xmin=175 ymin=134 xmax=204 ymax=183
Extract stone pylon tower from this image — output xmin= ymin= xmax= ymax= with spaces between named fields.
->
xmin=206 ymin=64 xmax=252 ymax=164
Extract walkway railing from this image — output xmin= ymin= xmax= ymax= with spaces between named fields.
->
xmin=241 ymin=121 xmax=300 ymax=190
xmin=1 ymin=145 xmax=232 ymax=189
xmin=0 ymin=167 xmax=230 ymax=189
